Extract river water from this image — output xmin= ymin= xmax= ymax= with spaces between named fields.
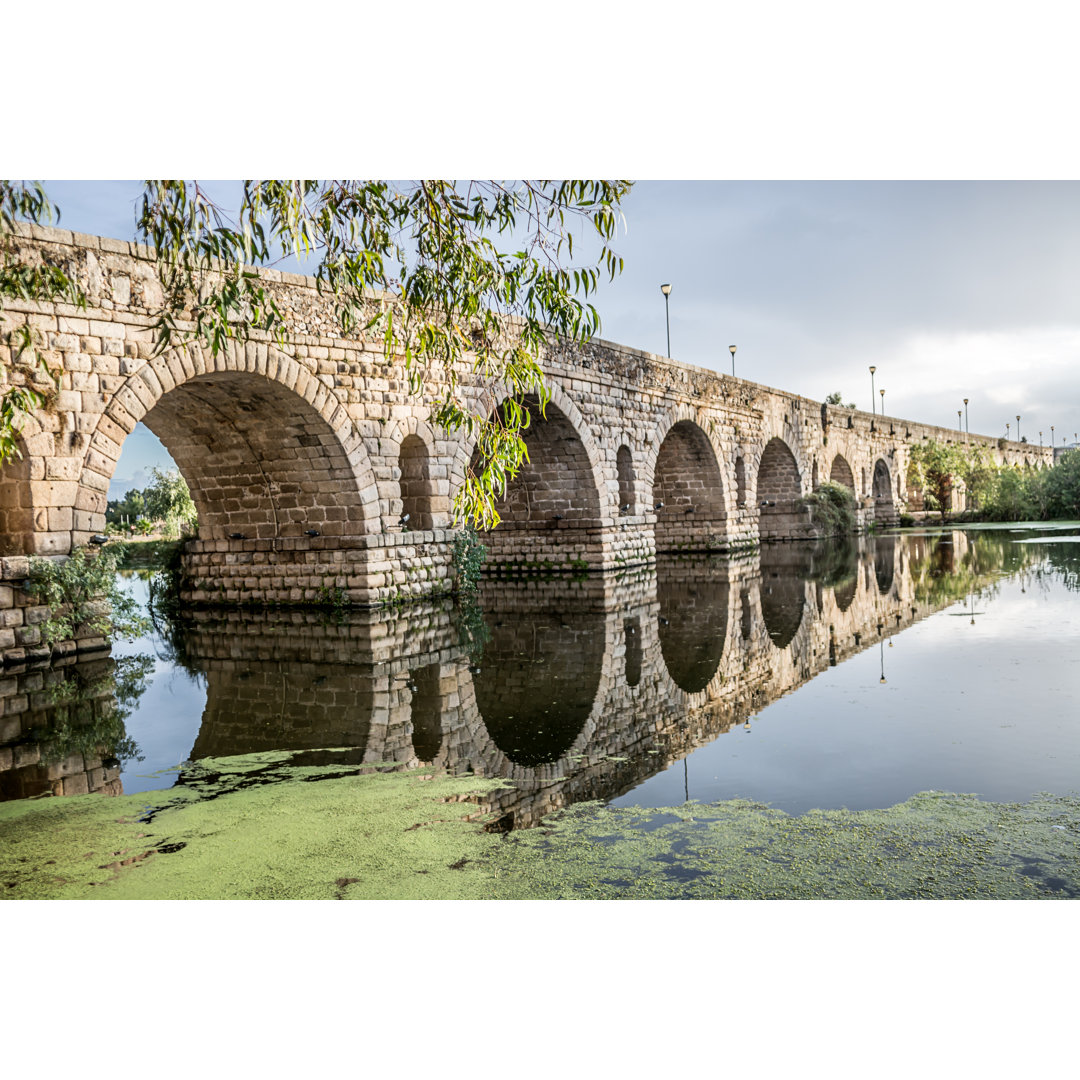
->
xmin=3 ymin=524 xmax=1079 ymax=825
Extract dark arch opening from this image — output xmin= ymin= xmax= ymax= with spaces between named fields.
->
xmin=652 ymin=420 xmax=726 ymax=552
xmin=759 ymin=545 xmax=809 ymax=649
xmin=757 ymin=438 xmax=802 ymax=541
xmin=657 ymin=556 xmax=728 ymax=693
xmin=812 ymin=459 xmax=819 ymax=489
xmin=735 ymin=456 xmax=747 ymax=508
xmin=873 ymin=535 xmax=897 ymax=595
xmin=399 ymin=434 xmax=433 ymax=530
xmin=872 ymin=458 xmax=897 ymax=524
xmin=472 ymin=584 xmax=604 ymax=768
xmin=617 ymin=445 xmax=635 ymax=514
xmin=829 ymin=454 xmax=855 ymax=492
xmin=472 ymin=395 xmax=603 ymax=568
xmin=410 ymin=663 xmax=442 ymax=763
xmin=126 ymin=372 xmax=369 ymax=541
xmin=624 ymin=616 xmax=641 ymax=688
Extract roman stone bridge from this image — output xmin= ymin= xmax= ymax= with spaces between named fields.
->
xmin=0 ymin=226 xmax=1052 ymax=614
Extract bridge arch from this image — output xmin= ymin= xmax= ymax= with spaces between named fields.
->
xmin=466 ymin=383 xmax=606 ymax=567
xmin=829 ymin=453 xmax=855 ymax=492
xmin=617 ymin=444 xmax=636 ymax=514
xmin=756 ymin=436 xmax=802 ymax=540
xmin=385 ymin=417 xmax=448 ymax=531
xmin=74 ymin=342 xmax=380 ymax=543
xmin=648 ymin=411 xmax=728 ymax=551
xmin=872 ymin=458 xmax=896 ymax=522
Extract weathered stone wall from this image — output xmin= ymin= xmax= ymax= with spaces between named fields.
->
xmin=0 ymin=226 xmax=1054 ymax=632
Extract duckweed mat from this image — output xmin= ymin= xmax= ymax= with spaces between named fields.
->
xmin=2 ymin=753 xmax=1079 ymax=899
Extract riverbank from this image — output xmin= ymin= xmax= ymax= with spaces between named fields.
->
xmin=3 ymin=755 xmax=1078 ymax=899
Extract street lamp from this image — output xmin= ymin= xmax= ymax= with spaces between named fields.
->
xmin=869 ymin=366 xmax=877 ymax=415
xmin=1016 ymin=415 xmax=1021 ymax=442
xmin=660 ymin=283 xmax=672 ymax=357
xmin=880 ymin=387 xmax=885 ymax=413
xmin=1006 ymin=422 xmax=1010 ymax=440
xmin=957 ymin=410 xmax=962 ymax=432
xmin=729 ymin=344 xmax=737 ymax=377
xmin=1040 ymin=431 xmax=1043 ymax=446
xmin=1051 ymin=425 xmax=1055 ymax=447
xmin=964 ymin=398 xmax=969 ymax=435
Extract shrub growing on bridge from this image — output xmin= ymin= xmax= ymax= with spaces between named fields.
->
xmin=799 ymin=480 xmax=857 ymax=535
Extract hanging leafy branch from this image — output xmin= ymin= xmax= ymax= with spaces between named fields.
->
xmin=0 ymin=181 xmax=86 ymax=466
xmin=135 ymin=180 xmax=631 ymax=527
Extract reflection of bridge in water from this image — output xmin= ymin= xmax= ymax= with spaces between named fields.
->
xmin=0 ymin=530 xmax=1024 ymax=823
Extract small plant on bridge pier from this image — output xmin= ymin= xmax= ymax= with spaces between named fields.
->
xmin=452 ymin=525 xmax=487 ymax=598
xmin=799 ymin=480 xmax=857 ymax=536
xmin=27 ymin=544 xmax=150 ymax=648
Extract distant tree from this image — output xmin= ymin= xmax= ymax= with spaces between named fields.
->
xmin=142 ymin=467 xmax=197 ymax=538
xmin=907 ymin=440 xmax=967 ymax=522
xmin=824 ymin=390 xmax=856 ymax=408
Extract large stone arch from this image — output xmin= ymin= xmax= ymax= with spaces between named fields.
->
xmin=829 ymin=453 xmax=855 ymax=492
xmin=466 ymin=383 xmax=607 ymax=569
xmin=647 ymin=410 xmax=728 ymax=551
xmin=756 ymin=436 xmax=802 ymax=541
xmin=74 ymin=341 xmax=380 ymax=544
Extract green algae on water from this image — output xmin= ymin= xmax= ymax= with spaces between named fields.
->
xmin=3 ymin=759 xmax=1080 ymax=899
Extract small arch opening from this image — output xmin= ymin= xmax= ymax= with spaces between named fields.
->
xmin=617 ymin=445 xmax=635 ymax=515
xmin=400 ymin=434 xmax=433 ymax=530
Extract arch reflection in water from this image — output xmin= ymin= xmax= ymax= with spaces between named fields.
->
xmin=656 ymin=555 xmax=728 ymax=692
xmin=472 ymin=579 xmax=605 ymax=768
xmin=758 ymin=544 xmax=810 ymax=649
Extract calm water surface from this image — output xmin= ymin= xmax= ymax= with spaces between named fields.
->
xmin=3 ymin=525 xmax=1079 ymax=822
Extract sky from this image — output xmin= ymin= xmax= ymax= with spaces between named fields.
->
xmin=40 ymin=179 xmax=1080 ymax=495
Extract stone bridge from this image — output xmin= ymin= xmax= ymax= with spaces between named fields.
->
xmin=0 ymin=227 xmax=1052 ymax=614
xmin=1 ymin=530 xmax=1021 ymax=820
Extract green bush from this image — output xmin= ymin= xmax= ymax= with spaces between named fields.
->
xmin=27 ymin=545 xmax=151 ymax=647
xmin=799 ymin=480 xmax=858 ymax=535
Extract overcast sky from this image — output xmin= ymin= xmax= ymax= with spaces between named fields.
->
xmin=41 ymin=180 xmax=1080 ymax=492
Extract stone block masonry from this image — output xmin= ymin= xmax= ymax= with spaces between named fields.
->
xmin=0 ymin=226 xmax=1053 ymax=648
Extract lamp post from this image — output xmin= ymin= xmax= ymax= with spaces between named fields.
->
xmin=1051 ymin=425 xmax=1055 ymax=447
xmin=660 ymin=283 xmax=672 ymax=357
xmin=964 ymin=398 xmax=969 ymax=435
xmin=729 ymin=344 xmax=737 ymax=377
xmin=869 ymin=366 xmax=877 ymax=415
xmin=880 ymin=388 xmax=885 ymax=414
xmin=1006 ymin=422 xmax=1010 ymax=441
xmin=1040 ymin=431 xmax=1043 ymax=447
xmin=1016 ymin=415 xmax=1021 ymax=443
xmin=957 ymin=410 xmax=962 ymax=432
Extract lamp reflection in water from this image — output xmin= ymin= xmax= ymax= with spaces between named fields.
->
xmin=879 ymin=638 xmax=887 ymax=684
